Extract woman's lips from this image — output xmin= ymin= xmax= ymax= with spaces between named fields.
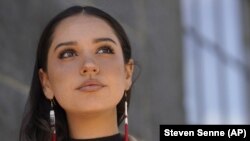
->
xmin=76 ymin=79 xmax=105 ymax=92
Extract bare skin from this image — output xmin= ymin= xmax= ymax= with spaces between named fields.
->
xmin=39 ymin=14 xmax=134 ymax=139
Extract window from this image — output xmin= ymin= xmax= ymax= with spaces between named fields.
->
xmin=181 ymin=0 xmax=249 ymax=124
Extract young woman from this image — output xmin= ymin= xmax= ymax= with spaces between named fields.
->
xmin=19 ymin=5 xmax=137 ymax=141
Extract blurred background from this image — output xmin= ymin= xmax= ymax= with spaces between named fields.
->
xmin=0 ymin=0 xmax=249 ymax=141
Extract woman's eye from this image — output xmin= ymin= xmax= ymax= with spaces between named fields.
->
xmin=96 ymin=46 xmax=114 ymax=54
xmin=59 ymin=49 xmax=77 ymax=59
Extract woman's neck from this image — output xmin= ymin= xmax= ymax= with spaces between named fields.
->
xmin=66 ymin=108 xmax=119 ymax=139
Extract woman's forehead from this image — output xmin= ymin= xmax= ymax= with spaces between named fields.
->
xmin=51 ymin=14 xmax=119 ymax=46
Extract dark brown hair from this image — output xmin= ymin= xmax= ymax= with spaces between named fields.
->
xmin=19 ymin=5 xmax=133 ymax=141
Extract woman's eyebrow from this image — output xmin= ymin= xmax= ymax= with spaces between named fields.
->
xmin=93 ymin=38 xmax=117 ymax=45
xmin=54 ymin=41 xmax=77 ymax=52
xmin=54 ymin=38 xmax=116 ymax=52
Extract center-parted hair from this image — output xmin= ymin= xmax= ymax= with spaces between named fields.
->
xmin=20 ymin=6 xmax=133 ymax=141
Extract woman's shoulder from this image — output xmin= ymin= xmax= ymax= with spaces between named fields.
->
xmin=128 ymin=134 xmax=138 ymax=141
xmin=121 ymin=133 xmax=139 ymax=141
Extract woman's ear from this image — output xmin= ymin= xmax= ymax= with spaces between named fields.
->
xmin=125 ymin=59 xmax=134 ymax=90
xmin=39 ymin=69 xmax=54 ymax=99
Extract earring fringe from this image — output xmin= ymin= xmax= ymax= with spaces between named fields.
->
xmin=50 ymin=100 xmax=56 ymax=141
xmin=124 ymin=93 xmax=129 ymax=141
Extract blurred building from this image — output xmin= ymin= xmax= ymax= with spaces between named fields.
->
xmin=181 ymin=0 xmax=250 ymax=124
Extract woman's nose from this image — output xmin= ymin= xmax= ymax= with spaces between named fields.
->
xmin=80 ymin=59 xmax=100 ymax=76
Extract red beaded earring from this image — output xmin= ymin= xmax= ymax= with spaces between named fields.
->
xmin=50 ymin=100 xmax=56 ymax=141
xmin=124 ymin=92 xmax=128 ymax=141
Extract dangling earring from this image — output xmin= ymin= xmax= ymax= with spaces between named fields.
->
xmin=50 ymin=100 xmax=56 ymax=141
xmin=124 ymin=92 xmax=129 ymax=141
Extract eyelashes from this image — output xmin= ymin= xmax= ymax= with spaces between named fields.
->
xmin=58 ymin=48 xmax=77 ymax=59
xmin=96 ymin=45 xmax=114 ymax=54
xmin=58 ymin=45 xmax=115 ymax=59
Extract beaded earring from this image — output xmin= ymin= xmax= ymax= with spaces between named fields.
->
xmin=124 ymin=92 xmax=128 ymax=141
xmin=50 ymin=100 xmax=56 ymax=141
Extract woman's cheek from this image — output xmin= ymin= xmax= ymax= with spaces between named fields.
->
xmin=48 ymin=62 xmax=76 ymax=93
xmin=103 ymin=60 xmax=127 ymax=90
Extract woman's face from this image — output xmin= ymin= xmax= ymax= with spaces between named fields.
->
xmin=39 ymin=14 xmax=133 ymax=115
